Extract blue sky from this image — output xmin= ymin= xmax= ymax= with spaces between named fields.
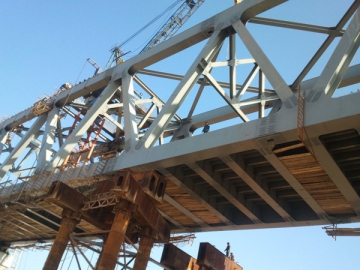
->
xmin=0 ymin=0 xmax=358 ymax=117
xmin=14 ymin=225 xmax=360 ymax=270
xmin=1 ymin=0 xmax=360 ymax=269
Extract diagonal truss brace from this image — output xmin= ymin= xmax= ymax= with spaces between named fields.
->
xmin=311 ymin=7 xmax=360 ymax=97
xmin=0 ymin=129 xmax=9 ymax=156
xmin=36 ymin=107 xmax=61 ymax=173
xmin=46 ymin=81 xmax=120 ymax=171
xmin=122 ymin=74 xmax=140 ymax=152
xmin=203 ymin=70 xmax=250 ymax=122
xmin=232 ymin=19 xmax=294 ymax=102
xmin=136 ymin=30 xmax=226 ymax=149
xmin=0 ymin=114 xmax=47 ymax=180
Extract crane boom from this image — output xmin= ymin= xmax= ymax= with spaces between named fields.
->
xmin=140 ymin=0 xmax=206 ymax=53
xmin=102 ymin=0 xmax=241 ymax=70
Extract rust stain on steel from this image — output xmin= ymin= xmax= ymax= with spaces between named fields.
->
xmin=197 ymin=242 xmax=243 ymax=270
xmin=111 ymin=171 xmax=170 ymax=242
xmin=46 ymin=170 xmax=170 ymax=242
xmin=46 ymin=181 xmax=114 ymax=230
xmin=161 ymin=243 xmax=200 ymax=270
xmin=93 ymin=205 xmax=131 ymax=270
xmin=43 ymin=209 xmax=80 ymax=270
xmin=80 ymin=171 xmax=166 ymax=210
xmin=132 ymin=170 xmax=167 ymax=203
xmin=132 ymin=234 xmax=155 ymax=270
xmin=82 ymin=192 xmax=118 ymax=210
xmin=46 ymin=181 xmax=84 ymax=212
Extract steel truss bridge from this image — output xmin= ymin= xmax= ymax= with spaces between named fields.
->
xmin=0 ymin=0 xmax=360 ymax=269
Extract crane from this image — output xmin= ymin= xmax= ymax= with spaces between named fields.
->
xmin=139 ymin=0 xmax=241 ymax=53
xmin=104 ymin=0 xmax=241 ymax=70
xmin=140 ymin=0 xmax=206 ymax=53
xmin=72 ymin=0 xmax=242 ymax=80
xmin=86 ymin=58 xmax=101 ymax=76
xmin=104 ymin=0 xmax=206 ymax=70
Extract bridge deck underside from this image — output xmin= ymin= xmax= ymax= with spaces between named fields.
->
xmin=160 ymin=132 xmax=360 ymax=230
xmin=276 ymin=143 xmax=354 ymax=215
xmin=1 ymin=124 xmax=360 ymax=244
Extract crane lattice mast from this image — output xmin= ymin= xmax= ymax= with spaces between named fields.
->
xmin=104 ymin=0 xmax=206 ymax=70
xmin=140 ymin=0 xmax=206 ymax=53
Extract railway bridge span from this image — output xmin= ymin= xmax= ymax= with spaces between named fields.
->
xmin=0 ymin=0 xmax=360 ymax=269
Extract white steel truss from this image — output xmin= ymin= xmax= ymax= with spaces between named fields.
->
xmin=1 ymin=0 xmax=360 ymax=233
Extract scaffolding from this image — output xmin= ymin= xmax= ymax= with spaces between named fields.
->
xmin=323 ymin=224 xmax=360 ymax=240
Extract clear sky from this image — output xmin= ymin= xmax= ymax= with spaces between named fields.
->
xmin=1 ymin=0 xmax=360 ymax=269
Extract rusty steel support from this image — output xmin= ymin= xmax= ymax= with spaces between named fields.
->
xmin=132 ymin=229 xmax=155 ymax=270
xmin=42 ymin=209 xmax=81 ymax=270
xmin=197 ymin=242 xmax=243 ymax=270
xmin=96 ymin=201 xmax=133 ymax=270
xmin=161 ymin=243 xmax=199 ymax=270
xmin=111 ymin=171 xmax=170 ymax=242
xmin=47 ymin=180 xmax=114 ymax=230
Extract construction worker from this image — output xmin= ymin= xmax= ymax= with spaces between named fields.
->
xmin=202 ymin=122 xmax=210 ymax=133
xmin=224 ymin=242 xmax=230 ymax=257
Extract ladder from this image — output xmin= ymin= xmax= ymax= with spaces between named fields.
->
xmin=297 ymin=86 xmax=317 ymax=160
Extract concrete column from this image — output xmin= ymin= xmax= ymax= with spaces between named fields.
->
xmin=132 ymin=232 xmax=155 ymax=270
xmin=96 ymin=204 xmax=131 ymax=270
xmin=43 ymin=209 xmax=80 ymax=270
